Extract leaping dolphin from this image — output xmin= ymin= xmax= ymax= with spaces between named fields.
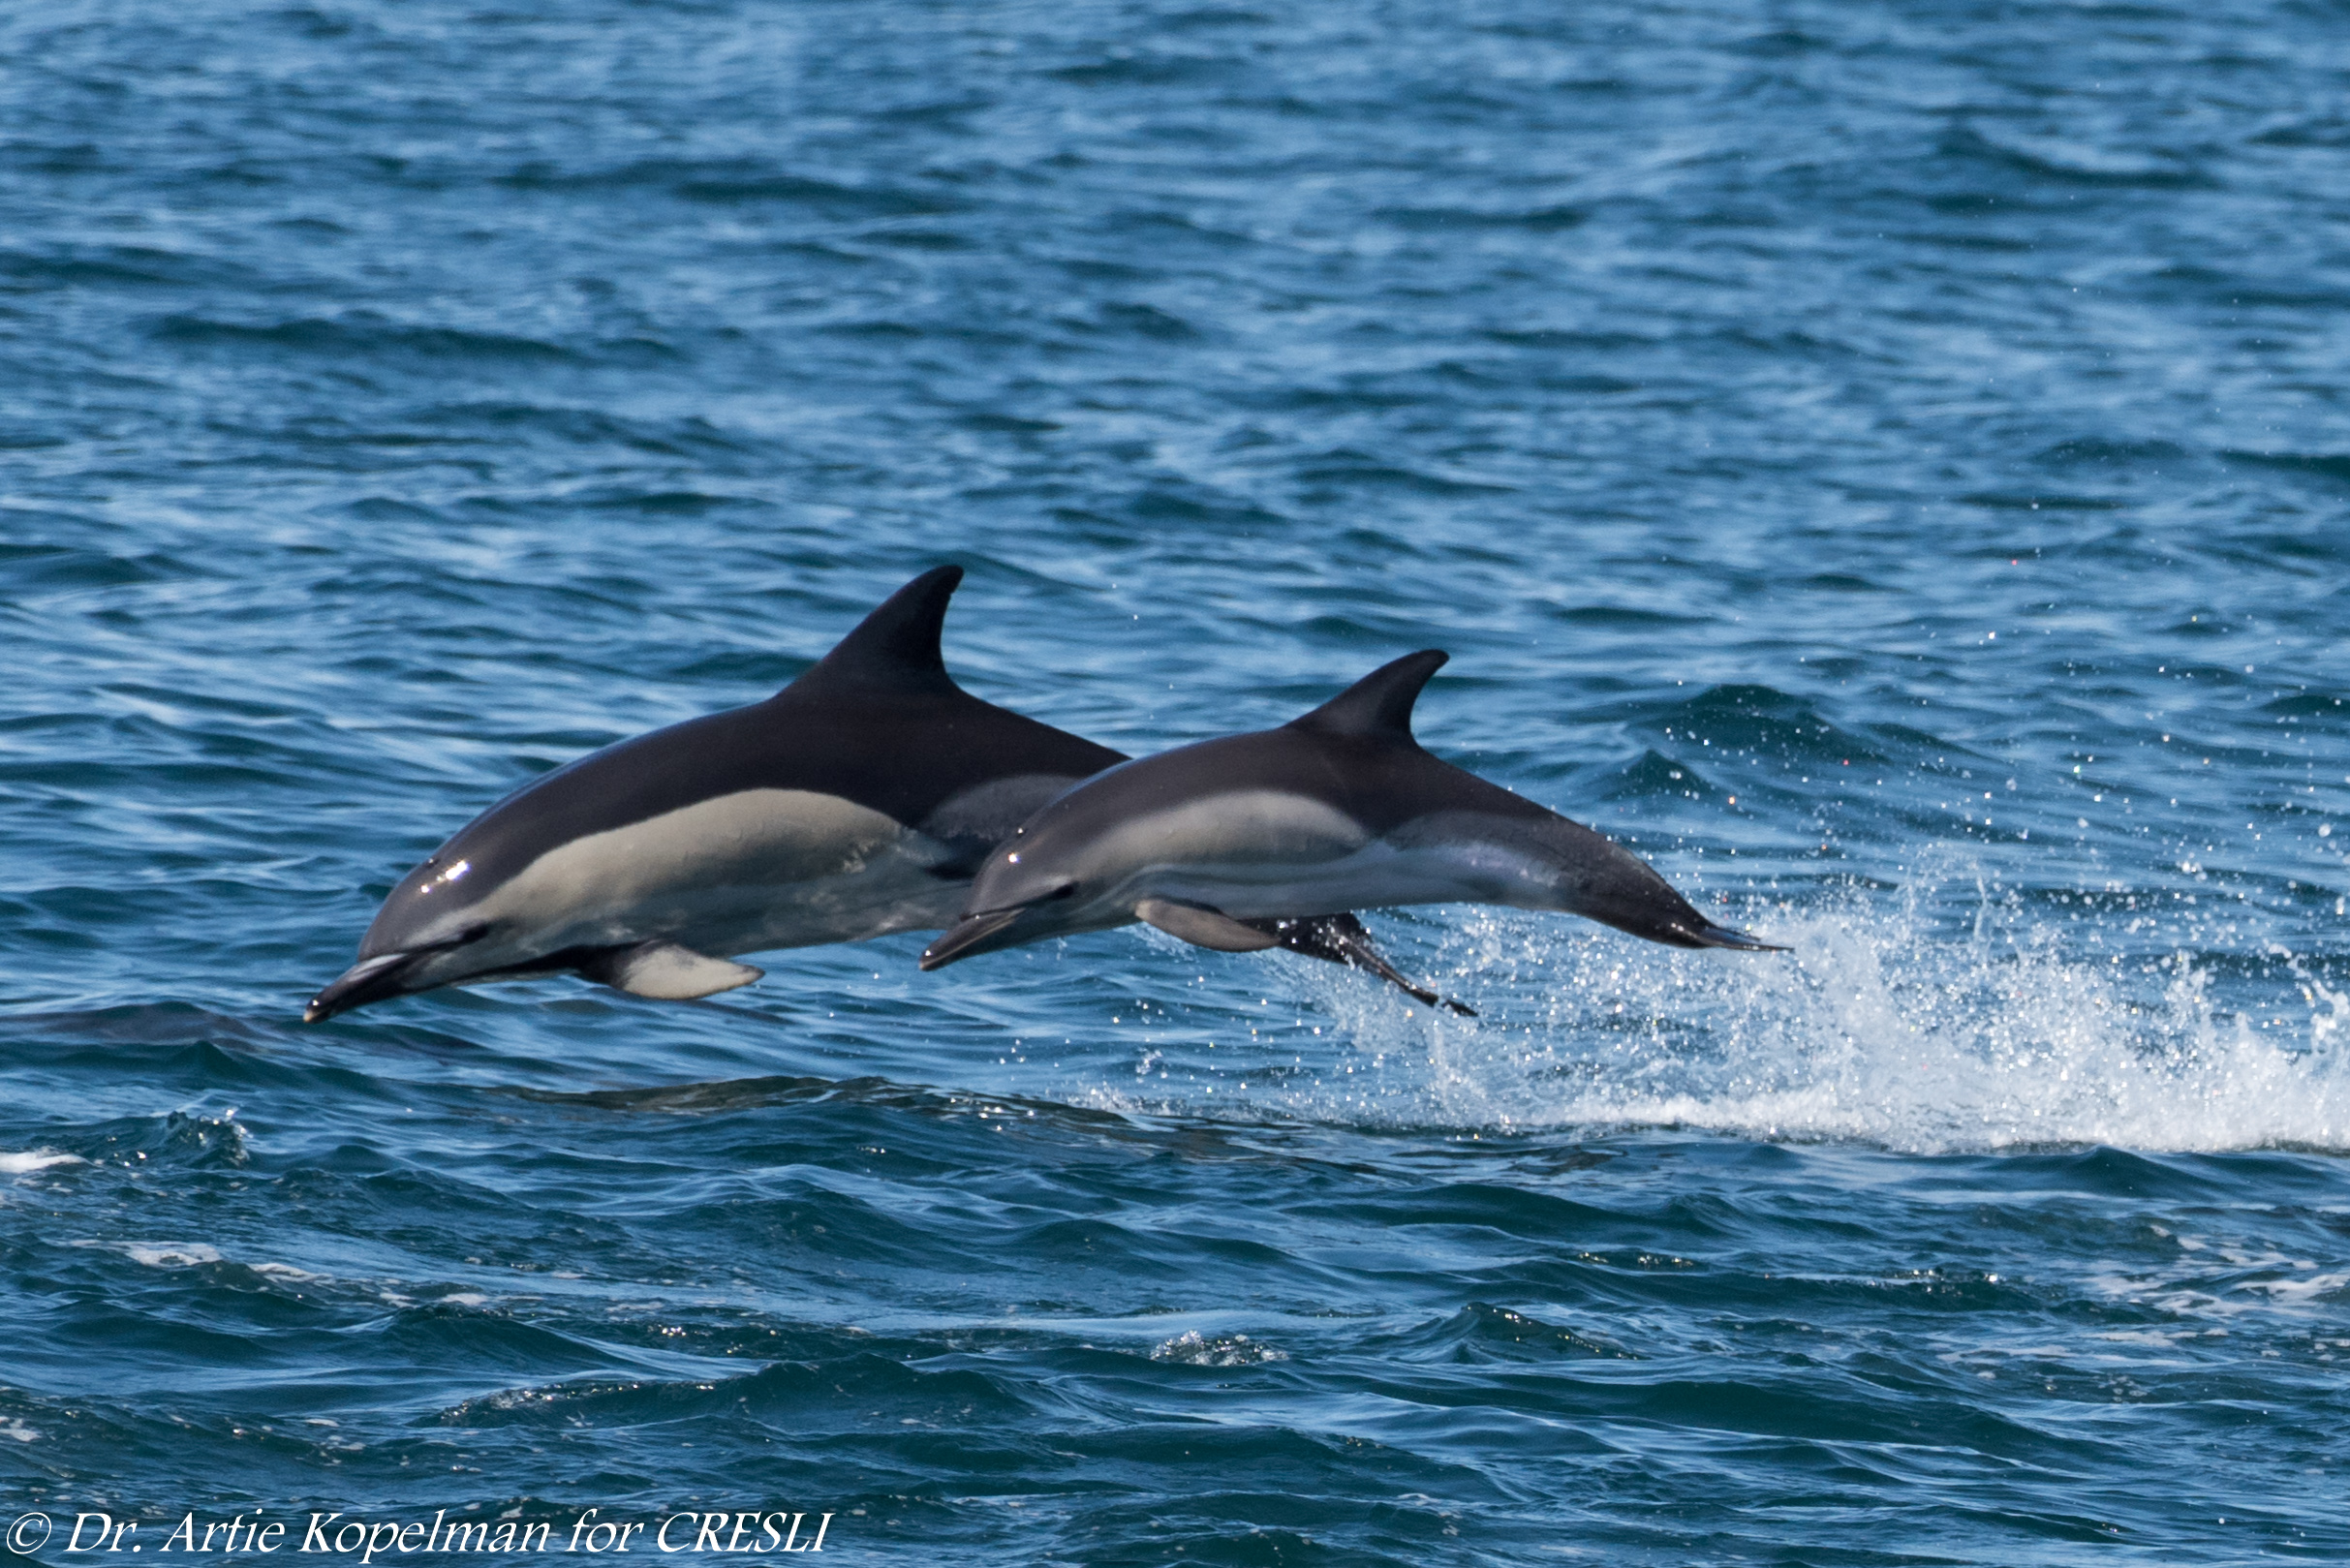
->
xmin=305 ymin=569 xmax=1450 ymax=1023
xmin=919 ymin=650 xmax=1782 ymax=979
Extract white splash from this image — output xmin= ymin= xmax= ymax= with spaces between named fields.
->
xmin=124 ymin=1243 xmax=225 ymax=1269
xmin=1266 ymin=877 xmax=2350 ymax=1155
xmin=1150 ymin=1330 xmax=1287 ymax=1366
xmin=0 ymin=1149 xmax=85 ymax=1174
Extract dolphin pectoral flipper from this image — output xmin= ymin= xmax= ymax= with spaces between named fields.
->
xmin=1243 ymin=914 xmax=1477 ymax=1017
xmin=578 ymin=941 xmax=765 ymax=1000
xmin=1134 ymin=898 xmax=1283 ymax=953
xmin=1133 ymin=902 xmax=1478 ymax=1017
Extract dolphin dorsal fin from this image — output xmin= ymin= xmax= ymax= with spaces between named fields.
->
xmin=788 ymin=565 xmax=965 ymax=695
xmin=1286 ymin=649 xmax=1448 ymax=742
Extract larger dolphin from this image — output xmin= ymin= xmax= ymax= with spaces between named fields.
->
xmin=305 ymin=569 xmax=1444 ymax=1023
xmin=920 ymin=650 xmax=1782 ymax=975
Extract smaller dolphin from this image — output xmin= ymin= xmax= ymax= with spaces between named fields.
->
xmin=920 ymin=650 xmax=1781 ymax=979
xmin=306 ymin=569 xmax=1448 ymax=1023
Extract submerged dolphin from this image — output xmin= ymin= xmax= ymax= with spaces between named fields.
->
xmin=305 ymin=569 xmax=1446 ymax=1023
xmin=920 ymin=650 xmax=1782 ymax=978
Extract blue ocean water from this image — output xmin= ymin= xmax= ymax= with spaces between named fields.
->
xmin=6 ymin=0 xmax=2350 ymax=1561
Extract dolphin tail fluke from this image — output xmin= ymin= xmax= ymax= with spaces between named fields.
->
xmin=1243 ymin=913 xmax=1477 ymax=1017
xmin=1135 ymin=899 xmax=1476 ymax=1014
xmin=1534 ymin=815 xmax=1786 ymax=957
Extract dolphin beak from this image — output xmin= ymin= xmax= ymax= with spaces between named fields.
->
xmin=1669 ymin=918 xmax=1789 ymax=953
xmin=918 ymin=907 xmax=1030 ymax=971
xmin=303 ymin=950 xmax=433 ymax=1024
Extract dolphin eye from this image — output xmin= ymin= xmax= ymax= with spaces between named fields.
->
xmin=1046 ymin=881 xmax=1076 ymax=901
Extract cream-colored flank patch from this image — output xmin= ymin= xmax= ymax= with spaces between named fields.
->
xmin=1077 ymin=790 xmax=1370 ymax=882
xmin=481 ymin=789 xmax=912 ymax=931
xmin=1095 ymin=806 xmax=1566 ymax=922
